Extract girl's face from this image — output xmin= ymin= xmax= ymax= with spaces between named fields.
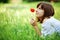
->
xmin=36 ymin=5 xmax=44 ymax=18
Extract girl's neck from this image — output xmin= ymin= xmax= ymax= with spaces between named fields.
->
xmin=38 ymin=17 xmax=50 ymax=23
xmin=37 ymin=17 xmax=44 ymax=23
xmin=42 ymin=17 xmax=49 ymax=23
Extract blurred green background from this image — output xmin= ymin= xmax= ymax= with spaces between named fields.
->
xmin=0 ymin=0 xmax=60 ymax=40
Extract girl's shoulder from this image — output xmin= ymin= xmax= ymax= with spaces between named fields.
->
xmin=42 ymin=17 xmax=60 ymax=26
xmin=50 ymin=17 xmax=60 ymax=25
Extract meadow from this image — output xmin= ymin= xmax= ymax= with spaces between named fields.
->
xmin=0 ymin=2 xmax=60 ymax=40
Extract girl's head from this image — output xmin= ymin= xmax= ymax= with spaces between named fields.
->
xmin=36 ymin=2 xmax=54 ymax=23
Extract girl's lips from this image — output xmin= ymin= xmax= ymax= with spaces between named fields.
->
xmin=36 ymin=12 xmax=39 ymax=15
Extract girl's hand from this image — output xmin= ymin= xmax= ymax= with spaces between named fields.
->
xmin=30 ymin=18 xmax=37 ymax=26
xmin=30 ymin=18 xmax=42 ymax=36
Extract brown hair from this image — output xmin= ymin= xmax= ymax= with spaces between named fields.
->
xmin=37 ymin=2 xmax=54 ymax=23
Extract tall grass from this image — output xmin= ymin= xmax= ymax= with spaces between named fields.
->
xmin=0 ymin=2 xmax=60 ymax=40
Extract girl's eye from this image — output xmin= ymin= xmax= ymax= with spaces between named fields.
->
xmin=39 ymin=8 xmax=41 ymax=9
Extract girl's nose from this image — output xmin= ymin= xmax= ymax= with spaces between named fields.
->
xmin=36 ymin=9 xmax=39 ymax=13
xmin=36 ymin=10 xmax=38 ymax=12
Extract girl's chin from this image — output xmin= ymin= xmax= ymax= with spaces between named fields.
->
xmin=36 ymin=16 xmax=41 ymax=18
xmin=36 ymin=16 xmax=42 ymax=18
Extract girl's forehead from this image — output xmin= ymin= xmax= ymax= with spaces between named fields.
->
xmin=38 ymin=5 xmax=41 ymax=8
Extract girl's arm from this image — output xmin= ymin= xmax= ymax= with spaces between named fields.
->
xmin=30 ymin=19 xmax=41 ymax=36
xmin=34 ymin=25 xmax=41 ymax=36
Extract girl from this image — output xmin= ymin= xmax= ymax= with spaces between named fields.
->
xmin=30 ymin=2 xmax=60 ymax=36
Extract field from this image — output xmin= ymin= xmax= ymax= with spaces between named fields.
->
xmin=0 ymin=2 xmax=60 ymax=40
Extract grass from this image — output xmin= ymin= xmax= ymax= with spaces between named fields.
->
xmin=0 ymin=2 xmax=60 ymax=40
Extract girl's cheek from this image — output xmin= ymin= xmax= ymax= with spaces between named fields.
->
xmin=40 ymin=10 xmax=44 ymax=14
xmin=38 ymin=10 xmax=44 ymax=17
xmin=36 ymin=9 xmax=44 ymax=17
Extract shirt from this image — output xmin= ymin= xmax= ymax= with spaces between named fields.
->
xmin=41 ymin=17 xmax=60 ymax=36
